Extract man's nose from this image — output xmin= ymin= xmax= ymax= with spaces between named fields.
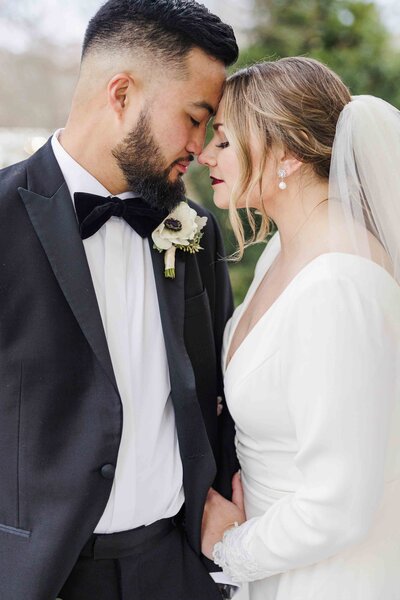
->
xmin=186 ymin=128 xmax=207 ymax=157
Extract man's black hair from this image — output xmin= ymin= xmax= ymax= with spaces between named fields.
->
xmin=82 ymin=0 xmax=238 ymax=68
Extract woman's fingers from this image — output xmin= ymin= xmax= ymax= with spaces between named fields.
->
xmin=231 ymin=471 xmax=244 ymax=511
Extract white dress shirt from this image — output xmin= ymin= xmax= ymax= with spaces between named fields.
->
xmin=51 ymin=130 xmax=184 ymax=533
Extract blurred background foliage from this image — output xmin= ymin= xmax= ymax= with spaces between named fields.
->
xmin=188 ymin=0 xmax=400 ymax=305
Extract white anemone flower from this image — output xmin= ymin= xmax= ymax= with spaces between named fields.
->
xmin=152 ymin=202 xmax=200 ymax=249
xmin=152 ymin=202 xmax=208 ymax=279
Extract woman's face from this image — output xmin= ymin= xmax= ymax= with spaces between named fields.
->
xmin=198 ymin=100 xmax=242 ymax=210
xmin=199 ymin=99 xmax=277 ymax=212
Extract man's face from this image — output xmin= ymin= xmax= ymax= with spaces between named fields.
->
xmin=113 ymin=48 xmax=226 ymax=212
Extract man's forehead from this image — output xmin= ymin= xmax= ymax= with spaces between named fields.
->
xmin=184 ymin=48 xmax=226 ymax=89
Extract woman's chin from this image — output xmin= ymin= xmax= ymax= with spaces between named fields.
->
xmin=212 ymin=190 xmax=229 ymax=210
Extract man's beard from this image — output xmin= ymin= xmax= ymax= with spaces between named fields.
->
xmin=112 ymin=110 xmax=187 ymax=213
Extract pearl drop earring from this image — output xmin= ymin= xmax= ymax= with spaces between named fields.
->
xmin=278 ymin=168 xmax=287 ymax=190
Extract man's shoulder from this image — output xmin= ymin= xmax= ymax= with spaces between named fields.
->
xmin=0 ymin=158 xmax=29 ymax=199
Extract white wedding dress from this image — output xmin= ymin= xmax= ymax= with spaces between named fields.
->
xmin=220 ymin=233 xmax=400 ymax=600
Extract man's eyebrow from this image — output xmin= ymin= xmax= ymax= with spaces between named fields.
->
xmin=190 ymin=101 xmax=215 ymax=115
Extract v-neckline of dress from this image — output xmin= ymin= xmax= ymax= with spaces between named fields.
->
xmin=224 ymin=235 xmax=281 ymax=373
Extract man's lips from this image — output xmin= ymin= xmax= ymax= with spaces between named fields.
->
xmin=175 ymin=162 xmax=190 ymax=174
xmin=210 ymin=176 xmax=224 ymax=185
xmin=173 ymin=157 xmax=193 ymax=175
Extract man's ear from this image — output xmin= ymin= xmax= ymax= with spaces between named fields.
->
xmin=107 ymin=73 xmax=135 ymax=116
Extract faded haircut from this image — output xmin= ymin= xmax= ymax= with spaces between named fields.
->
xmin=82 ymin=0 xmax=238 ymax=72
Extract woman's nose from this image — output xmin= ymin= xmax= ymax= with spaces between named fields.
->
xmin=198 ymin=144 xmax=216 ymax=167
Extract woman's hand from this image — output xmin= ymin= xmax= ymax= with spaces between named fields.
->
xmin=201 ymin=472 xmax=246 ymax=560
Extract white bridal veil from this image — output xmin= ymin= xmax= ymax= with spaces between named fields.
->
xmin=328 ymin=95 xmax=400 ymax=284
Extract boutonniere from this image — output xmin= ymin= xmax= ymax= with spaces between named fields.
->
xmin=152 ymin=201 xmax=208 ymax=279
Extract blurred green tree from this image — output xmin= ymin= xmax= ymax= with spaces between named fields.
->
xmin=188 ymin=0 xmax=400 ymax=305
xmin=244 ymin=0 xmax=400 ymax=105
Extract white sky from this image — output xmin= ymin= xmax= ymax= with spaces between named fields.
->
xmin=0 ymin=0 xmax=399 ymax=53
xmin=0 ymin=0 xmax=251 ymax=52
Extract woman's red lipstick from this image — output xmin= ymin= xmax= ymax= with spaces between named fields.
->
xmin=210 ymin=176 xmax=224 ymax=185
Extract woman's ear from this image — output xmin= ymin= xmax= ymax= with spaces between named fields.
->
xmin=279 ymin=152 xmax=303 ymax=177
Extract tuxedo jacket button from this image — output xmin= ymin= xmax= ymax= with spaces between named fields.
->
xmin=100 ymin=464 xmax=115 ymax=479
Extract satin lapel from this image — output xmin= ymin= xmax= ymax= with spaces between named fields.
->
xmin=18 ymin=182 xmax=118 ymax=393
xmin=149 ymin=242 xmax=216 ymax=467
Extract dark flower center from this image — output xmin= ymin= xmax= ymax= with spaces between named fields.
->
xmin=164 ymin=218 xmax=182 ymax=232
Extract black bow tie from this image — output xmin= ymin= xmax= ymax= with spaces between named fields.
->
xmin=74 ymin=192 xmax=168 ymax=240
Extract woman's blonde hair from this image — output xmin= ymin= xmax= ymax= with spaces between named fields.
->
xmin=223 ymin=56 xmax=352 ymax=258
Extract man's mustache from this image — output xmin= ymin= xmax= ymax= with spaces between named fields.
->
xmin=167 ymin=155 xmax=195 ymax=173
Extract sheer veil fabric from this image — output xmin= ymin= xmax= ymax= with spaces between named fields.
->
xmin=328 ymin=95 xmax=400 ymax=282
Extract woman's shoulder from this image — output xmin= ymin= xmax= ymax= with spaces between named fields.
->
xmin=298 ymin=251 xmax=396 ymax=285
xmin=288 ymin=252 xmax=400 ymax=319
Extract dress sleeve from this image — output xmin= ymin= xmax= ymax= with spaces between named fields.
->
xmin=213 ymin=275 xmax=397 ymax=582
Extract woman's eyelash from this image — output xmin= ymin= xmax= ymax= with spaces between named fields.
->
xmin=216 ymin=141 xmax=230 ymax=149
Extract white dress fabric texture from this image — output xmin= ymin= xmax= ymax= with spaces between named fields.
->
xmin=219 ymin=233 xmax=400 ymax=600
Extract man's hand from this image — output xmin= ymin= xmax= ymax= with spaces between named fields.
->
xmin=201 ymin=472 xmax=246 ymax=560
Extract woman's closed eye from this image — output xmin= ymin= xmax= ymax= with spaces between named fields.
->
xmin=216 ymin=141 xmax=230 ymax=149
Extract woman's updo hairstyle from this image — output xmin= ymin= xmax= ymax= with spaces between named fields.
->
xmin=223 ymin=57 xmax=351 ymax=257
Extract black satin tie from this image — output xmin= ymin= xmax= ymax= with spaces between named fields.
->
xmin=74 ymin=192 xmax=168 ymax=240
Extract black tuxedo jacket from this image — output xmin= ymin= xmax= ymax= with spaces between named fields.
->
xmin=0 ymin=140 xmax=237 ymax=600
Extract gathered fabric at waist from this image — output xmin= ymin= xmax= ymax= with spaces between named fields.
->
xmin=241 ymin=470 xmax=295 ymax=519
